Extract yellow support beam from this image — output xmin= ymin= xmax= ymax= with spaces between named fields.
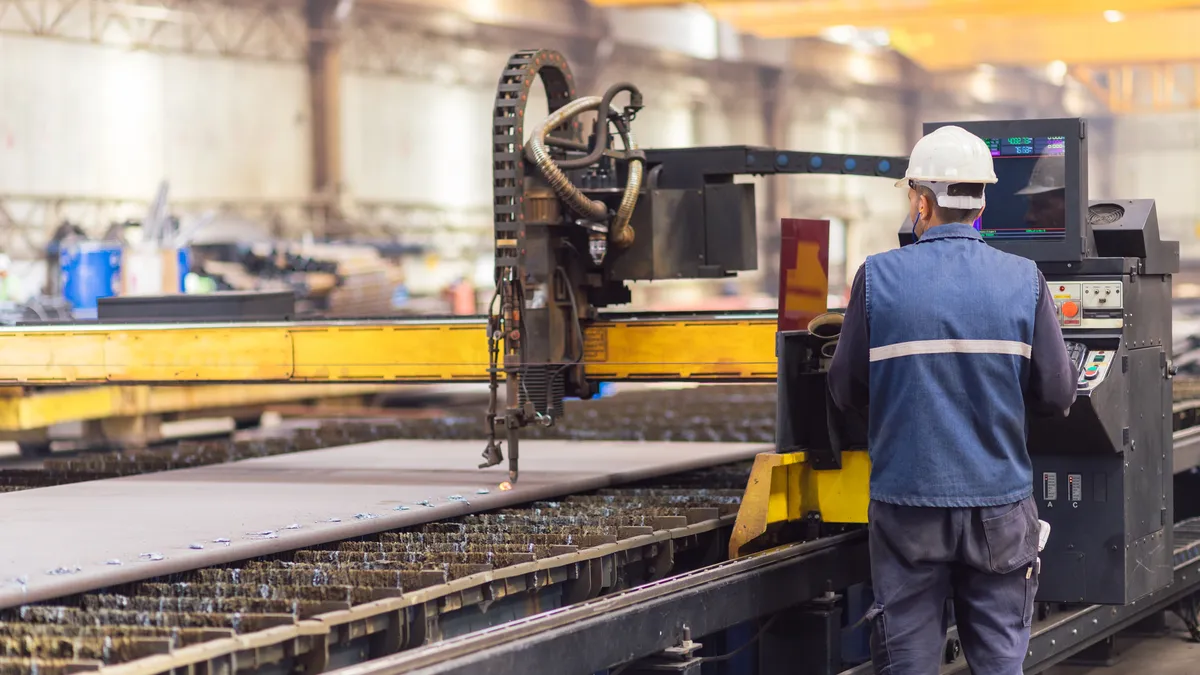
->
xmin=1072 ymin=63 xmax=1200 ymax=114
xmin=0 ymin=384 xmax=389 ymax=432
xmin=0 ymin=316 xmax=778 ymax=385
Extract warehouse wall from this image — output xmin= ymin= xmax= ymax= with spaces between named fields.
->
xmin=4 ymin=0 xmax=1166 ymax=304
xmin=1109 ymin=112 xmax=1200 ymax=257
xmin=0 ymin=34 xmax=309 ymax=205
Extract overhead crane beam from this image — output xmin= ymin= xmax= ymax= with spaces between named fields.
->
xmin=699 ymin=0 xmax=1196 ymax=25
xmin=588 ymin=1 xmax=1200 ymax=71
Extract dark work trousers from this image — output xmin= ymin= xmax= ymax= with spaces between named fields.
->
xmin=866 ymin=496 xmax=1040 ymax=675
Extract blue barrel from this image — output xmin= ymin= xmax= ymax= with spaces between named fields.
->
xmin=177 ymin=247 xmax=192 ymax=292
xmin=60 ymin=243 xmax=122 ymax=311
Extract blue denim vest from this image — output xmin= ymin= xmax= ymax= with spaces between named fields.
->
xmin=864 ymin=223 xmax=1040 ymax=507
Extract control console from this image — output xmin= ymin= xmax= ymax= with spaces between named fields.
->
xmin=902 ymin=118 xmax=1180 ymax=605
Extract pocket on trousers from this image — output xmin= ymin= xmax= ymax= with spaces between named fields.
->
xmin=981 ymin=500 xmax=1037 ymax=575
xmin=1023 ymin=567 xmax=1038 ymax=628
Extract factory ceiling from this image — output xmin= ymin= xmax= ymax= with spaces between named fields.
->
xmin=588 ymin=0 xmax=1200 ymax=71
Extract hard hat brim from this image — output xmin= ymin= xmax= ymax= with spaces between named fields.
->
xmin=900 ymin=176 xmax=1000 ymax=189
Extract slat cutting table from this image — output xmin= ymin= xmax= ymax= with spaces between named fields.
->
xmin=1 ymin=439 xmax=763 ymax=609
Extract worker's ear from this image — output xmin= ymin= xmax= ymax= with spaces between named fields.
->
xmin=918 ymin=193 xmax=932 ymax=223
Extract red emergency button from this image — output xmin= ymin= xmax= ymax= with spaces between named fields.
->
xmin=1062 ymin=301 xmax=1080 ymax=318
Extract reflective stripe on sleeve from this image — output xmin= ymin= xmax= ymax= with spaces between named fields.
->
xmin=869 ymin=339 xmax=1032 ymax=362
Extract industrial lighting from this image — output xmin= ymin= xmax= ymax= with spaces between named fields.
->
xmin=1047 ymin=60 xmax=1068 ymax=85
xmin=864 ymin=29 xmax=891 ymax=47
xmin=1103 ymin=9 xmax=1125 ymax=23
xmin=821 ymin=25 xmax=858 ymax=45
xmin=820 ymin=25 xmax=889 ymax=50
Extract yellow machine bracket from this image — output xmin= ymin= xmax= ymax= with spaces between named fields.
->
xmin=729 ymin=450 xmax=871 ymax=558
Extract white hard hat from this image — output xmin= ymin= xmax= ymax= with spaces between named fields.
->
xmin=897 ymin=126 xmax=997 ymax=209
xmin=1016 ymin=155 xmax=1066 ymax=195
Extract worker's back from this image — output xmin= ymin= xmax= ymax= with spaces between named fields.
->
xmin=864 ymin=222 xmax=1039 ymax=508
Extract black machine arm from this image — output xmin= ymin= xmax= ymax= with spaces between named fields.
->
xmin=484 ymin=49 xmax=909 ymax=482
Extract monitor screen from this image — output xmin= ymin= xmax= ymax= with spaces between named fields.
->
xmin=974 ymin=136 xmax=1067 ymax=241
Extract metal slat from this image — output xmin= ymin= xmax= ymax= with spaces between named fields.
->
xmin=325 ymin=531 xmax=870 ymax=675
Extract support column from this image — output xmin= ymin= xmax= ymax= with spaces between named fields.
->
xmin=759 ymin=65 xmax=791 ymax=297
xmin=307 ymin=0 xmax=344 ymax=237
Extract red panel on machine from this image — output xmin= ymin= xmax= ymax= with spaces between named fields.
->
xmin=777 ymin=219 xmax=830 ymax=333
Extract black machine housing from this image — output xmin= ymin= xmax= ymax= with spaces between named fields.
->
xmin=527 ymin=143 xmax=906 ymax=407
xmin=1018 ymin=198 xmax=1177 ymax=604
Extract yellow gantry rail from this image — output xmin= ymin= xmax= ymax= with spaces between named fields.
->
xmin=0 ymin=315 xmax=778 ymax=385
xmin=0 ymin=384 xmax=393 ymax=433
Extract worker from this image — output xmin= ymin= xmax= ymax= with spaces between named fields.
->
xmin=827 ymin=125 xmax=1077 ymax=675
xmin=1017 ymin=155 xmax=1067 ymax=233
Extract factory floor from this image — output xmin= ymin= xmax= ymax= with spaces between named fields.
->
xmin=1044 ymin=615 xmax=1200 ymax=675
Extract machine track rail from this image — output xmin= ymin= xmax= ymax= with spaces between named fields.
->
xmin=0 ymin=464 xmax=749 ymax=675
xmin=5 ymin=384 xmax=1200 ymax=675
xmin=310 ymin=517 xmax=1200 ymax=675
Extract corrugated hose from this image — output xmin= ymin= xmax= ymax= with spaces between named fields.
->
xmin=525 ymin=97 xmax=642 ymax=248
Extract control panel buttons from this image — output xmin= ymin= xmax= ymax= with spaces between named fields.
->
xmin=1048 ymin=280 xmax=1124 ymax=329
xmin=1084 ymin=366 xmax=1100 ymax=380
xmin=1081 ymin=282 xmax=1124 ymax=311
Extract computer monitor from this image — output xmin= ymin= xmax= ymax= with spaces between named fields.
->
xmin=925 ymin=118 xmax=1092 ymax=264
xmin=971 ymin=136 xmax=1066 ymax=240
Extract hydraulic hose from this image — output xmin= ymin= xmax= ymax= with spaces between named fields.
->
xmin=525 ymin=97 xmax=643 ymax=248
xmin=557 ymin=82 xmax=642 ymax=170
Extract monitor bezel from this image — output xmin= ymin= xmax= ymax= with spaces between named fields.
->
xmin=922 ymin=118 xmax=1092 ymax=264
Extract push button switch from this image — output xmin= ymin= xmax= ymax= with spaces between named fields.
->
xmin=1062 ymin=301 xmax=1080 ymax=319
